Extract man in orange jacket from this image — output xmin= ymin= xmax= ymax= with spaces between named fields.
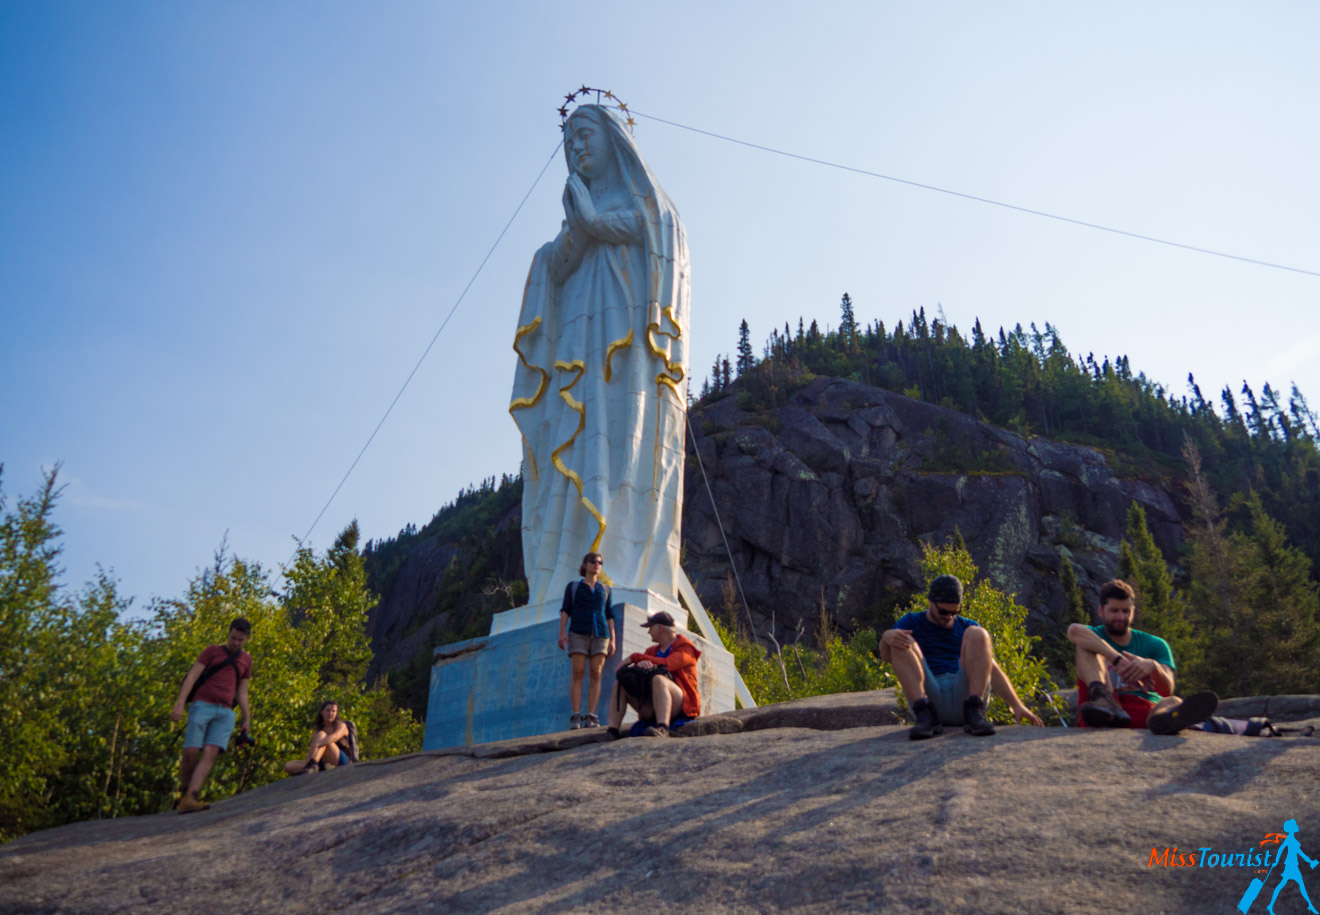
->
xmin=606 ymin=611 xmax=701 ymax=738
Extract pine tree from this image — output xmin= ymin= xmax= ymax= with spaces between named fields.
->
xmin=1290 ymin=384 xmax=1320 ymax=440
xmin=1047 ymin=548 xmax=1090 ymax=674
xmin=839 ymin=292 xmax=857 ymax=348
xmin=720 ymin=357 xmax=732 ymax=390
xmin=1180 ymin=441 xmax=1241 ymax=693
xmin=1118 ymin=501 xmax=1200 ymax=678
xmin=1226 ymin=494 xmax=1320 ymax=694
xmin=736 ymin=320 xmax=755 ymax=376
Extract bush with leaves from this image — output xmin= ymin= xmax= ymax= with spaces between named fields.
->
xmin=705 ymin=607 xmax=894 ymax=707
xmin=0 ymin=465 xmax=421 ymax=843
xmin=891 ymin=540 xmax=1053 ymax=725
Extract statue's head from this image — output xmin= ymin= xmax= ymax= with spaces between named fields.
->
xmin=565 ymin=106 xmax=619 ymax=182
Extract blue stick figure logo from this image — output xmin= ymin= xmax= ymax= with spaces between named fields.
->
xmin=1239 ymin=819 xmax=1319 ymax=914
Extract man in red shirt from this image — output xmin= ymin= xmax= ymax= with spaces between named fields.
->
xmin=170 ymin=618 xmax=253 ymax=813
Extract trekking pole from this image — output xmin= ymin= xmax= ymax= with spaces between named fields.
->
xmin=1043 ymin=688 xmax=1068 ymax=728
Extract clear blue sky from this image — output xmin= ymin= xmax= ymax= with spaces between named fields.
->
xmin=3 ymin=3 xmax=1317 ymax=612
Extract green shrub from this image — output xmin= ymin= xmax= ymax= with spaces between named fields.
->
xmin=892 ymin=540 xmax=1053 ymax=724
xmin=705 ymin=612 xmax=894 ymax=707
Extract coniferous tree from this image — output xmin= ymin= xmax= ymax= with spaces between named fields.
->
xmin=1048 ymin=548 xmax=1089 ymax=674
xmin=1180 ymin=441 xmax=1241 ymax=692
xmin=720 ymin=357 xmax=732 ymax=390
xmin=838 ymin=292 xmax=857 ymax=349
xmin=1290 ymin=384 xmax=1320 ymax=440
xmin=1224 ymin=494 xmax=1320 ymax=695
xmin=736 ymin=320 xmax=755 ymax=376
xmin=1118 ymin=501 xmax=1200 ymax=680
xmin=1242 ymin=382 xmax=1266 ymax=437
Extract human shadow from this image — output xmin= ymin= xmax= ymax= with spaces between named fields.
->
xmin=402 ymin=725 xmax=1070 ymax=912
xmin=1143 ymin=734 xmax=1306 ymax=800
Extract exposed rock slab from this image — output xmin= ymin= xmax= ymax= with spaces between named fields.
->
xmin=5 ymin=702 xmax=1319 ymax=914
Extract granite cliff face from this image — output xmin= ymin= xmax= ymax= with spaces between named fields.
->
xmin=367 ymin=375 xmax=1188 ymax=670
xmin=684 ymin=376 xmax=1183 ymax=641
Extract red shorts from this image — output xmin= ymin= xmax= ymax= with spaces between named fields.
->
xmin=1076 ymin=679 xmax=1157 ymax=729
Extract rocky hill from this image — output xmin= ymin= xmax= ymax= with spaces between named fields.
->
xmin=5 ymin=691 xmax=1319 ymax=914
xmin=684 ymin=375 xmax=1183 ymax=640
xmin=367 ymin=375 xmax=1187 ymax=676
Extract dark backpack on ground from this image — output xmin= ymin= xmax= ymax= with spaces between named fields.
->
xmin=183 ymin=647 xmax=242 ymax=709
xmin=1195 ymin=716 xmax=1316 ymax=737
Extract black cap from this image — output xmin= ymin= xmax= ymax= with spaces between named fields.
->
xmin=641 ymin=611 xmax=676 ymax=628
xmin=927 ymin=574 xmax=963 ymax=605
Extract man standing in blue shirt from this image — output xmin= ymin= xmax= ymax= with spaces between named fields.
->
xmin=881 ymin=574 xmax=1042 ymax=739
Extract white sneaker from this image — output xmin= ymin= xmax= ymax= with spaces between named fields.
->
xmin=569 ymin=714 xmax=583 ymax=730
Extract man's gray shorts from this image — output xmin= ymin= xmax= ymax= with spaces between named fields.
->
xmin=922 ymin=660 xmax=989 ymax=725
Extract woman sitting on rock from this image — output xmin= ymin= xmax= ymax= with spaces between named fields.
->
xmin=284 ymin=701 xmax=353 ymax=775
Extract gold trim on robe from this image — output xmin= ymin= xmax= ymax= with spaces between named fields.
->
xmin=604 ymin=328 xmax=634 ymax=383
xmin=550 ymin=360 xmax=607 ymax=552
xmin=509 ymin=317 xmax=548 ymax=481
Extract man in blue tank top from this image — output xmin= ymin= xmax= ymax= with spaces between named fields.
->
xmin=881 ymin=574 xmax=1042 ymax=739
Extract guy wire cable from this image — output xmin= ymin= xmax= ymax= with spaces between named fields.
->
xmin=293 ymin=139 xmax=564 ymax=556
xmin=686 ymin=413 xmax=759 ymax=643
xmin=633 ymin=110 xmax=1320 ymax=280
xmin=300 ymin=108 xmax=1316 ymax=563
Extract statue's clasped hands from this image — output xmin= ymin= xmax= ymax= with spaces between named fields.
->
xmin=564 ymin=174 xmax=598 ymax=228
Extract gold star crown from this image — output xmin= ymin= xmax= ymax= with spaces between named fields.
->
xmin=558 ymin=85 xmax=635 ymax=134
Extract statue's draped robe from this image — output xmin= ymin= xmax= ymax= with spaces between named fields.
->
xmin=511 ymin=107 xmax=689 ymax=607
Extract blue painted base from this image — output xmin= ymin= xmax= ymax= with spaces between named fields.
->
xmin=422 ymin=605 xmax=736 ymax=750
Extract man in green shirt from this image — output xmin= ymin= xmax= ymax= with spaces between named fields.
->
xmin=1067 ymin=579 xmax=1217 ymax=734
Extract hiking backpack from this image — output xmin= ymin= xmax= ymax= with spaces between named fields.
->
xmin=337 ymin=720 xmax=361 ymax=762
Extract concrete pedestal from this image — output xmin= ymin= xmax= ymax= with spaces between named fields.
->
xmin=423 ymin=601 xmax=735 ymax=751
xmin=488 ymin=588 xmax=689 ymax=634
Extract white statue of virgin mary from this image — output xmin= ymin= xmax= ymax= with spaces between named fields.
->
xmin=510 ymin=104 xmax=689 ymax=608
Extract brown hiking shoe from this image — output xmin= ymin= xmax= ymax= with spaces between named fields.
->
xmin=1080 ymin=681 xmax=1131 ymax=728
xmin=178 ymin=793 xmax=210 ymax=814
